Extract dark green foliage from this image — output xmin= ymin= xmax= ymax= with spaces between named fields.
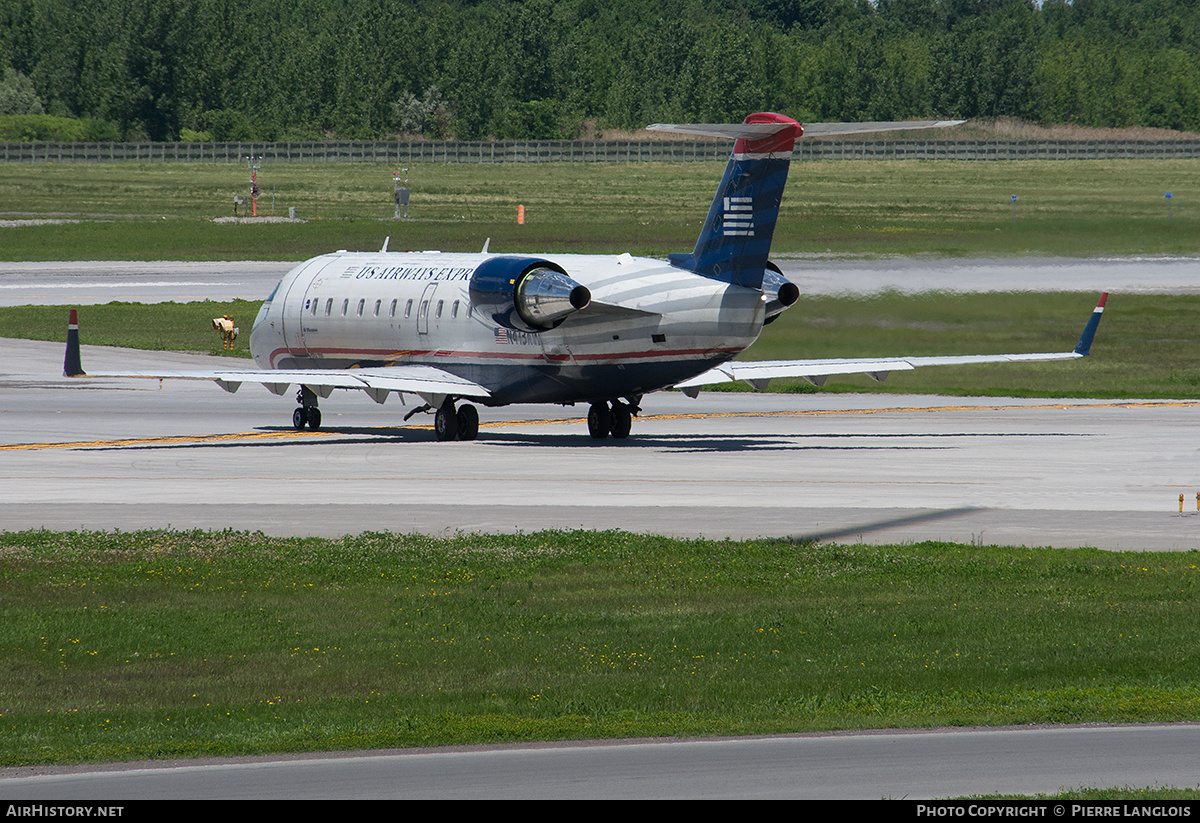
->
xmin=3 ymin=0 xmax=1200 ymax=140
xmin=0 ymin=66 xmax=43 ymax=115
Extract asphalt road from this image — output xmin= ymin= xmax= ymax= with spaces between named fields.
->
xmin=3 ymin=724 xmax=1198 ymax=799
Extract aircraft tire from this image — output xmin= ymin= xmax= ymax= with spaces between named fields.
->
xmin=610 ymin=401 xmax=632 ymax=439
xmin=292 ymin=408 xmax=306 ymax=431
xmin=435 ymin=401 xmax=458 ymax=441
xmin=456 ymin=404 xmax=479 ymax=441
xmin=306 ymin=407 xmax=322 ymax=430
xmin=587 ymin=402 xmax=611 ymax=439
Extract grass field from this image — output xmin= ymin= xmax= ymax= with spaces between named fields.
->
xmin=2 ymin=529 xmax=1199 ymax=769
xmin=3 ymin=159 xmax=1200 ymax=258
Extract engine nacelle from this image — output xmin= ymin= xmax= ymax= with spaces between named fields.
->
xmin=762 ymin=261 xmax=800 ymax=324
xmin=469 ymin=256 xmax=592 ymax=332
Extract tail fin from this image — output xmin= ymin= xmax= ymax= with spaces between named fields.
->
xmin=649 ymin=112 xmax=803 ymax=289
xmin=64 ymin=308 xmax=85 ymax=377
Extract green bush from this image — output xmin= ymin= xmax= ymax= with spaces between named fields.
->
xmin=0 ymin=114 xmax=120 ymax=142
xmin=179 ymin=127 xmax=213 ymax=142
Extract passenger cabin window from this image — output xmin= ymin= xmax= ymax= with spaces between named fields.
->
xmin=341 ymin=299 xmax=349 ymax=316
xmin=451 ymin=300 xmax=460 ymax=318
xmin=390 ymin=299 xmax=397 ymax=318
xmin=357 ymin=298 xmax=365 ymax=317
xmin=374 ymin=299 xmax=382 ymax=317
xmin=324 ymin=298 xmax=333 ymax=316
xmin=435 ymin=300 xmax=444 ymax=319
xmin=404 ymin=299 xmax=413 ymax=318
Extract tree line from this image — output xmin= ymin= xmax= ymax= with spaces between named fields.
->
xmin=2 ymin=0 xmax=1200 ymax=142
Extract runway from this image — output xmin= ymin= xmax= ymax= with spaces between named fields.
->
xmin=3 ymin=337 xmax=1199 ymax=550
xmin=2 ymin=254 xmax=1200 ymax=306
xmin=0 ymin=260 xmax=292 ymax=305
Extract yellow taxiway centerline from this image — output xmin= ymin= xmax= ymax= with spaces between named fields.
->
xmin=4 ymin=399 xmax=1199 ymax=452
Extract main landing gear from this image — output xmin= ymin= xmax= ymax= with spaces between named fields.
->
xmin=292 ymin=386 xmax=321 ymax=430
xmin=434 ymin=398 xmax=479 ymax=442
xmin=402 ymin=397 xmax=480 ymax=441
xmin=588 ymin=398 xmax=637 ymax=440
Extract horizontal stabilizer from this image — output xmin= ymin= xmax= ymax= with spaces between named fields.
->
xmin=646 ymin=121 xmax=802 ymax=141
xmin=801 ymin=120 xmax=965 ymax=137
xmin=647 ymin=119 xmax=965 ymax=141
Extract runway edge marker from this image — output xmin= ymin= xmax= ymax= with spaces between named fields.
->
xmin=63 ymin=308 xmax=85 ymax=377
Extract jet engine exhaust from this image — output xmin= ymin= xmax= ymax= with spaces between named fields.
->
xmin=469 ymin=256 xmax=592 ymax=332
xmin=762 ymin=265 xmax=800 ymax=323
xmin=515 ymin=267 xmax=592 ymax=329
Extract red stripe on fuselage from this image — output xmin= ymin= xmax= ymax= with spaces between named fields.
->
xmin=267 ymin=345 xmax=741 ymax=370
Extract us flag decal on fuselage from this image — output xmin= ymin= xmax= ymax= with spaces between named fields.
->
xmin=722 ymin=196 xmax=754 ymax=236
xmin=494 ymin=327 xmax=538 ymax=345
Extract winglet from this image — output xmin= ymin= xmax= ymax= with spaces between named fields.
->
xmin=64 ymin=308 xmax=85 ymax=377
xmin=1073 ymin=293 xmax=1108 ymax=356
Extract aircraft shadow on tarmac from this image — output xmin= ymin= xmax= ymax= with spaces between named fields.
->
xmin=598 ymin=430 xmax=1091 ymax=454
xmin=72 ymin=427 xmax=1092 ymax=454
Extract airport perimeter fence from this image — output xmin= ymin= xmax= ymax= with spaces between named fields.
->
xmin=5 ymin=138 xmax=1200 ymax=163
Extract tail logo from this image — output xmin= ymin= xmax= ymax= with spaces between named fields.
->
xmin=722 ymin=197 xmax=754 ymax=237
xmin=654 ymin=112 xmax=802 ymax=288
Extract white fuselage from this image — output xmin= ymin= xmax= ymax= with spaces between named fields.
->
xmin=249 ymin=251 xmax=767 ymax=406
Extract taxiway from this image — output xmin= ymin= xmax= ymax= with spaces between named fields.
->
xmin=3 ymin=337 xmax=1199 ymax=550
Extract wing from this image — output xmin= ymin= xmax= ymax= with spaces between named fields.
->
xmin=674 ymin=293 xmax=1108 ymax=394
xmin=75 ymin=363 xmax=490 ymax=404
xmin=62 ymin=311 xmax=489 ymax=402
